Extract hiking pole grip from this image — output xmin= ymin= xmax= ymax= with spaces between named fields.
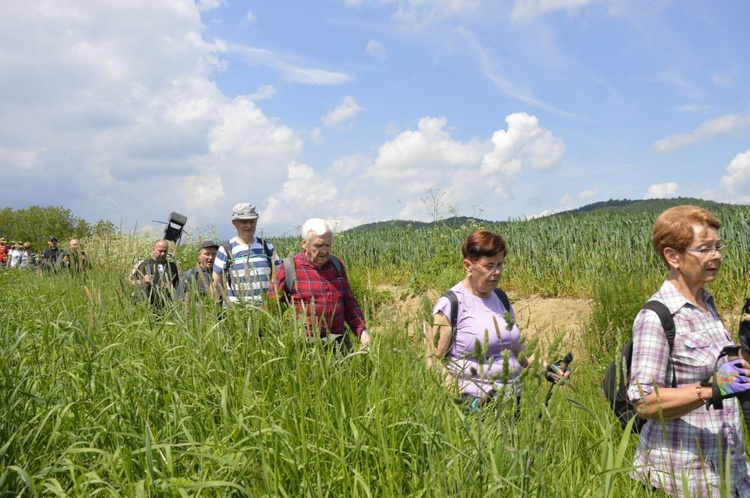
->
xmin=545 ymin=352 xmax=573 ymax=406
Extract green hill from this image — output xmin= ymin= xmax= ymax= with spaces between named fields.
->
xmin=346 ymin=197 xmax=735 ymax=232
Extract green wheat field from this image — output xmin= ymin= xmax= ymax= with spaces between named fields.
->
xmin=3 ymin=204 xmax=750 ymax=496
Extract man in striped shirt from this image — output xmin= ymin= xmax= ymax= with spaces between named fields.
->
xmin=212 ymin=203 xmax=281 ymax=306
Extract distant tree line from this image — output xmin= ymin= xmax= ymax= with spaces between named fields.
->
xmin=0 ymin=206 xmax=116 ymax=247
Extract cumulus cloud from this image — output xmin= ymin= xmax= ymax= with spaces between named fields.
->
xmin=512 ymin=0 xmax=601 ymax=23
xmin=718 ymin=150 xmax=750 ymax=203
xmin=322 ymin=96 xmax=365 ymax=129
xmin=644 ymin=182 xmax=679 ymax=199
xmin=366 ymin=40 xmax=388 ymax=60
xmin=652 ymin=114 xmax=750 ymax=153
xmin=356 ymin=113 xmax=564 ymax=222
xmin=481 ymin=113 xmax=565 ymax=176
xmin=261 ymin=112 xmax=564 ymax=230
xmin=0 ymin=0 xmax=307 ymax=234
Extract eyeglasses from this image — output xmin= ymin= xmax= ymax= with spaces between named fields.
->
xmin=685 ymin=245 xmax=728 ymax=257
xmin=473 ymin=260 xmax=504 ymax=273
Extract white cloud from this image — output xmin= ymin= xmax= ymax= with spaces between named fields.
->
xmin=512 ymin=0 xmax=601 ymax=23
xmin=481 ymin=113 xmax=565 ymax=176
xmin=652 ymin=114 xmax=750 ymax=153
xmin=366 ymin=40 xmax=388 ymax=60
xmin=245 ymin=10 xmax=257 ymax=23
xmin=230 ymin=45 xmax=352 ymax=85
xmin=247 ymin=85 xmax=276 ymax=101
xmin=389 ymin=0 xmax=482 ymax=28
xmin=718 ymin=150 xmax=750 ymax=203
xmin=197 ymin=0 xmax=223 ymax=12
xmin=322 ymin=96 xmax=365 ymax=129
xmin=258 ymin=112 xmax=566 ymax=231
xmin=644 ymin=182 xmax=679 ymax=199
xmin=263 ymin=162 xmax=372 ymax=233
xmin=0 ymin=1 xmax=306 ymax=234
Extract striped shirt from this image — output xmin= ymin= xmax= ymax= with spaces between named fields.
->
xmin=213 ymin=237 xmax=280 ymax=305
xmin=628 ymin=280 xmax=750 ymax=497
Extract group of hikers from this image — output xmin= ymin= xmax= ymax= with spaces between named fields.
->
xmin=0 ymin=236 xmax=88 ymax=274
xmin=127 ymin=201 xmax=750 ymax=496
xmin=128 ymin=203 xmax=371 ymax=349
xmin=5 ymin=201 xmax=749 ymax=496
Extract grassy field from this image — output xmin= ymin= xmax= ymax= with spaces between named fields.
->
xmin=2 ymin=205 xmax=750 ymax=496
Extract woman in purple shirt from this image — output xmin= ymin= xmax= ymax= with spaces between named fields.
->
xmin=426 ymin=230 xmax=540 ymax=410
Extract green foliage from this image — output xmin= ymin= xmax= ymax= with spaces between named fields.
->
xmin=587 ymin=272 xmax=661 ymax=362
xmin=3 ymin=200 xmax=750 ymax=495
xmin=0 ymin=267 xmax=655 ymax=495
xmin=0 ymin=206 xmax=115 ymax=250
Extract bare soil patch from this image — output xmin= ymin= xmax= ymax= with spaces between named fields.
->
xmin=378 ymin=286 xmax=592 ymax=362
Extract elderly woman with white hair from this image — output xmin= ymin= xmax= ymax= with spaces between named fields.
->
xmin=268 ymin=218 xmax=369 ymax=350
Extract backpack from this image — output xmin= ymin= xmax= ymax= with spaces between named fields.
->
xmin=220 ymin=237 xmax=273 ymax=286
xmin=442 ymin=288 xmax=512 ymax=347
xmin=283 ymin=254 xmax=343 ymax=295
xmin=602 ymin=300 xmax=676 ymax=433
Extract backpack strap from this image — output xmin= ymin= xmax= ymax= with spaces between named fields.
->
xmin=330 ymin=255 xmax=343 ymax=278
xmin=283 ymin=255 xmax=296 ymax=295
xmin=283 ymin=254 xmax=343 ymax=295
xmin=219 ymin=240 xmax=233 ymax=286
xmin=641 ymin=300 xmax=677 ymax=388
xmin=259 ymin=237 xmax=272 ymax=268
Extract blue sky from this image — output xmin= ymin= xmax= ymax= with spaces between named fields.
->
xmin=2 ymin=0 xmax=749 ymax=239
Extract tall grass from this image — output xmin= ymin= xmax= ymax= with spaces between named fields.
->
xmin=2 ymin=205 xmax=750 ymax=495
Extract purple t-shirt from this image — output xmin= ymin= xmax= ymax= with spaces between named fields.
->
xmin=433 ymin=282 xmax=522 ymax=397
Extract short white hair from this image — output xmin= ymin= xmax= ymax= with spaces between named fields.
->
xmin=301 ymin=218 xmax=333 ymax=241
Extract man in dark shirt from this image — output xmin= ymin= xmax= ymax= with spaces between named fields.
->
xmin=58 ymin=239 xmax=90 ymax=277
xmin=41 ymin=236 xmax=60 ymax=272
xmin=129 ymin=239 xmax=179 ymax=310
xmin=178 ymin=240 xmax=218 ymax=298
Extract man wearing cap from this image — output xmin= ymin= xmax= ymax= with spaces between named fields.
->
xmin=212 ymin=203 xmax=281 ymax=306
xmin=178 ymin=240 xmax=219 ymax=298
xmin=40 ymin=236 xmax=60 ymax=272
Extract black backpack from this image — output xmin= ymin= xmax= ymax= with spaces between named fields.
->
xmin=602 ymin=300 xmax=676 ymax=433
xmin=442 ymin=287 xmax=512 ymax=336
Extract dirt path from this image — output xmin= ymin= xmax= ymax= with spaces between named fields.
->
xmin=379 ymin=287 xmax=592 ymax=361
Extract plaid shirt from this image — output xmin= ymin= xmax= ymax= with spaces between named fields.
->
xmin=628 ymin=280 xmax=750 ymax=497
xmin=268 ymin=253 xmax=366 ymax=338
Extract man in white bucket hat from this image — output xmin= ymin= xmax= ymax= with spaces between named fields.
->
xmin=212 ymin=203 xmax=281 ymax=306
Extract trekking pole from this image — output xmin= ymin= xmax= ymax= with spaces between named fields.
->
xmin=544 ymin=352 xmax=573 ymax=407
